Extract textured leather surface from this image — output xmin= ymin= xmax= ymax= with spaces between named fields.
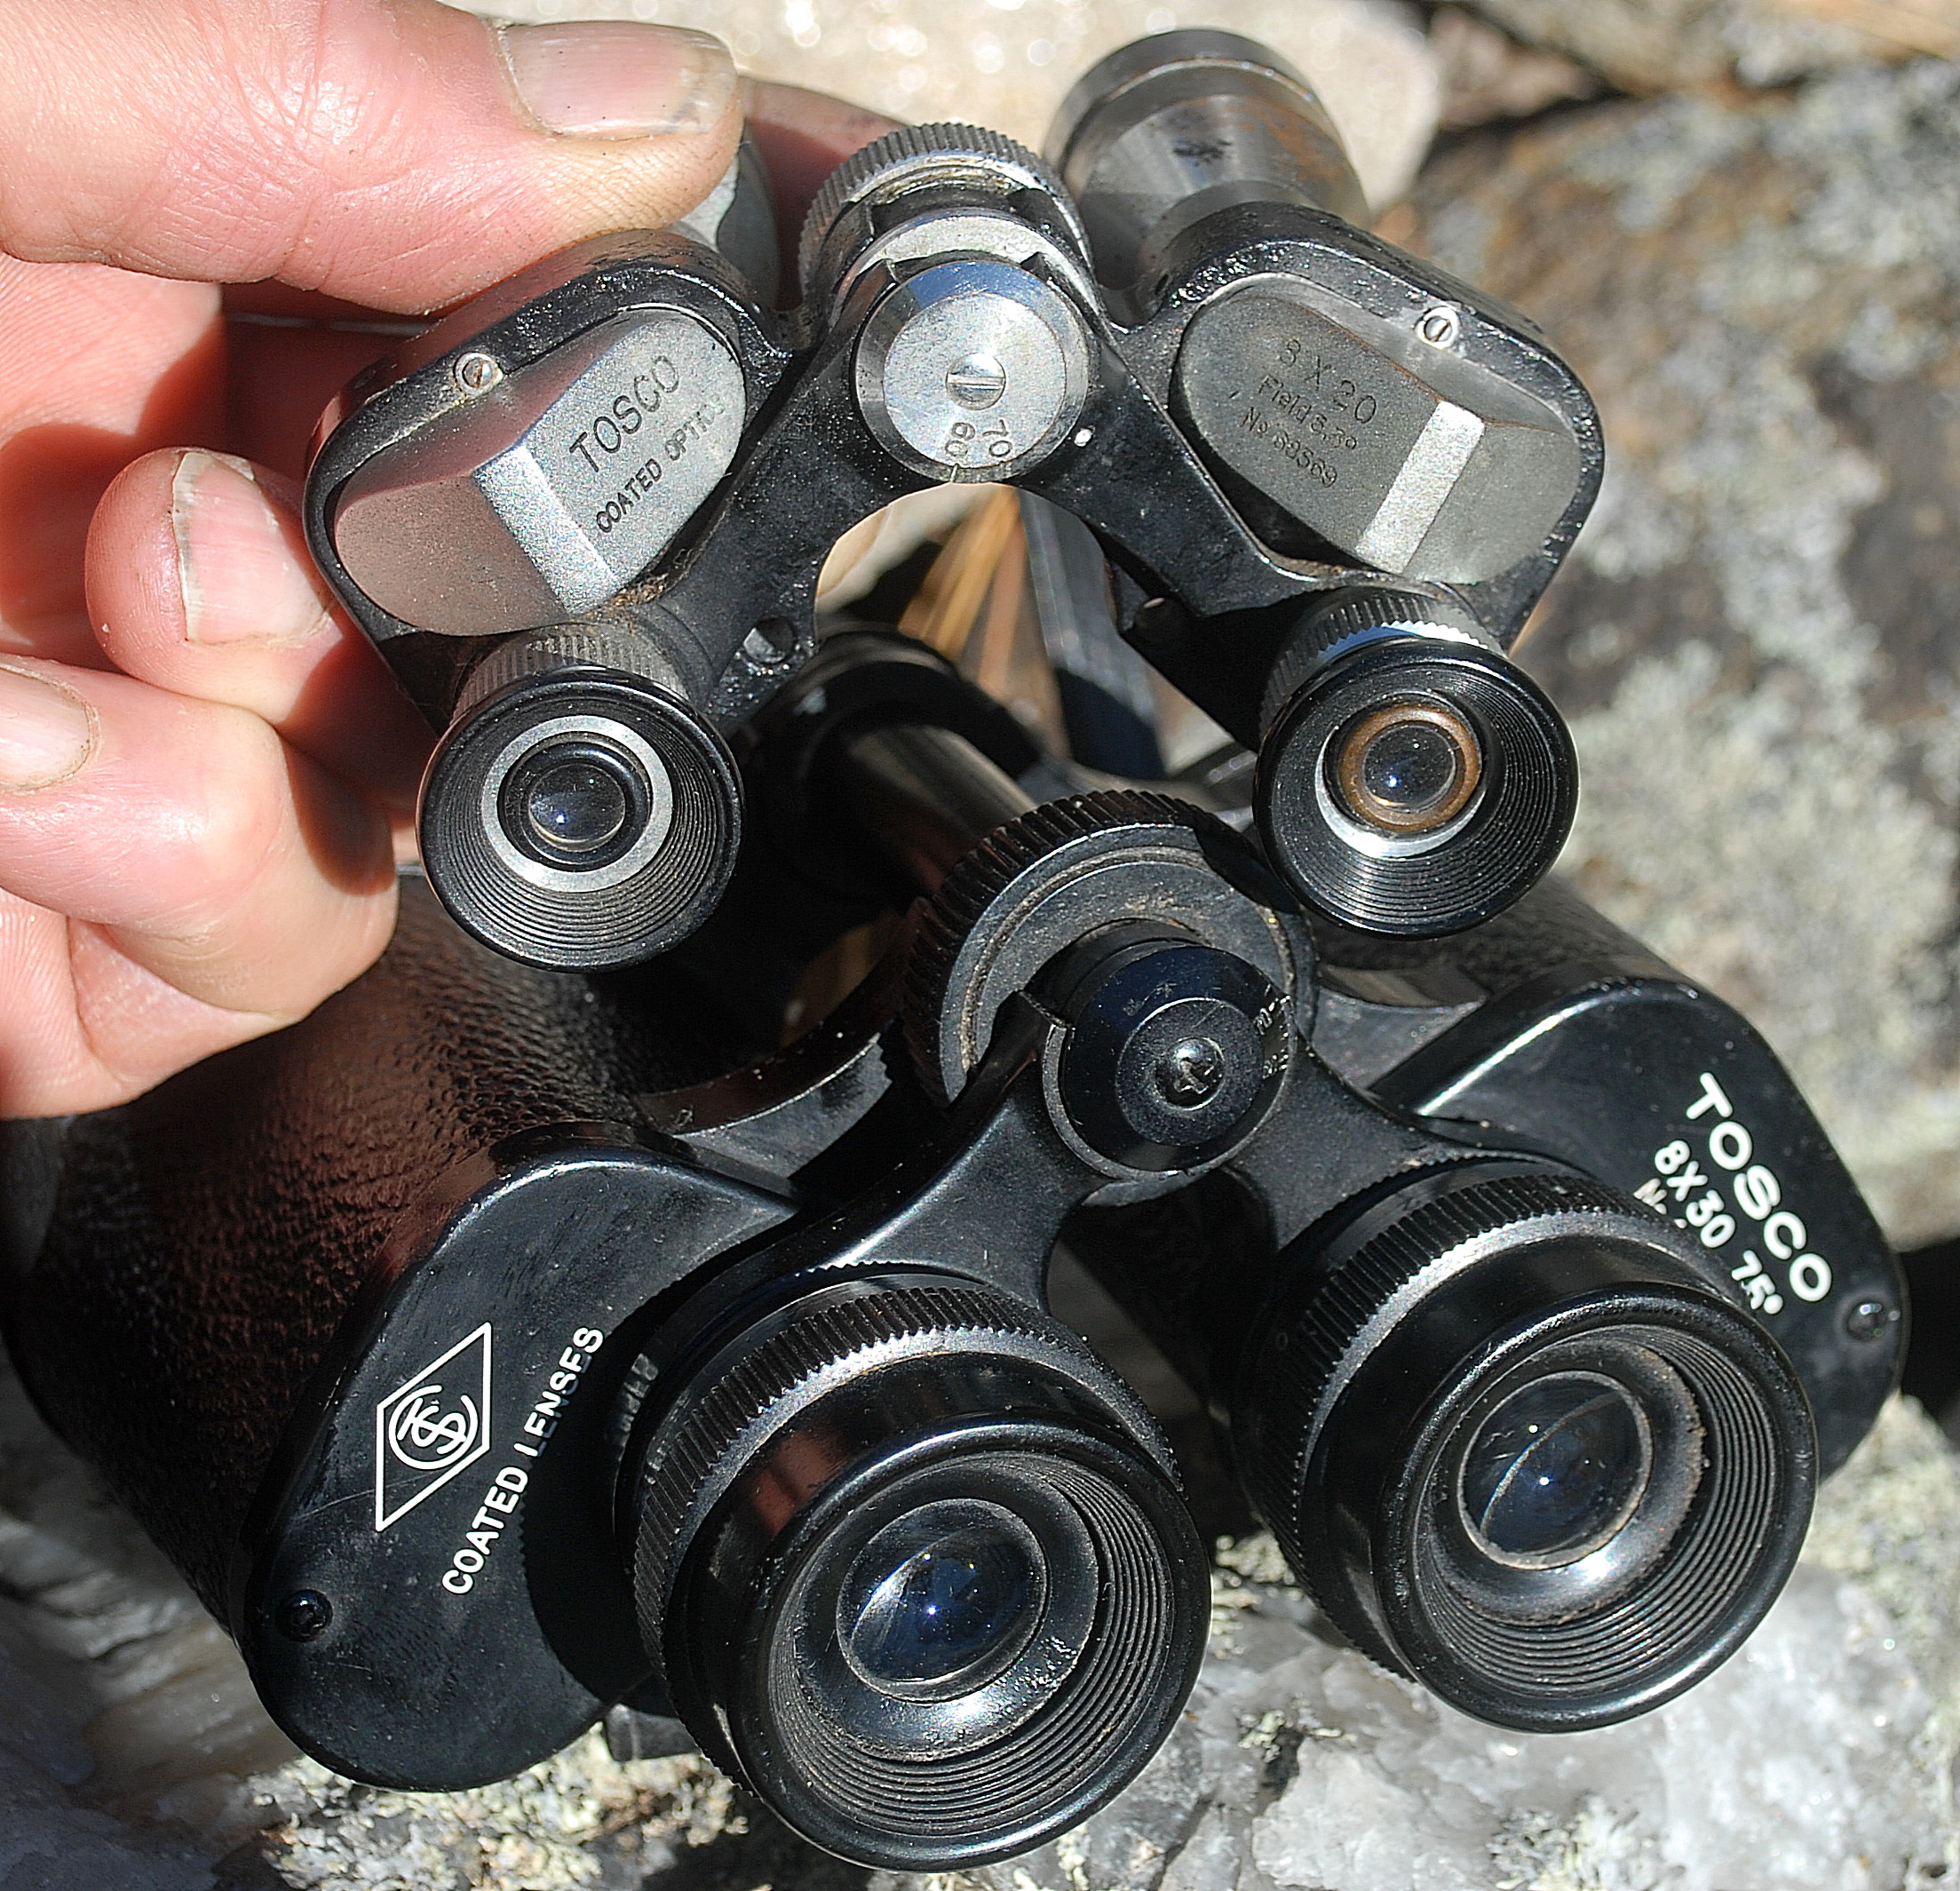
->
xmin=7 ymin=881 xmax=725 ymax=1619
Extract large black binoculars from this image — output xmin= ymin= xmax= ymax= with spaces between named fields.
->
xmin=302 ymin=30 xmax=1593 ymax=968
xmin=3 ymin=622 xmax=1903 ymax=1869
xmin=0 ymin=32 xmax=1906 ymax=1878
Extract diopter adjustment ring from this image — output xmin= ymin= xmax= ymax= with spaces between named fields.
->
xmin=1258 ymin=589 xmax=1491 ymax=735
xmin=455 ymin=622 xmax=685 ymax=714
xmin=902 ymin=791 xmax=1303 ymax=1105
xmin=799 ymin=123 xmax=1090 ymax=301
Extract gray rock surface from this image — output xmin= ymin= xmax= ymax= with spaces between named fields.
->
xmin=1409 ymin=56 xmax=1960 ymax=1248
xmin=1448 ymin=0 xmax=1952 ymax=91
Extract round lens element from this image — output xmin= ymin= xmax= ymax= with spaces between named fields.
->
xmin=1333 ymin=700 xmax=1482 ymax=836
xmin=522 ymin=759 xmax=630 ymax=854
xmin=1457 ymin=1373 xmax=1652 ymax=1567
xmin=841 ymin=1504 xmax=1044 ymax=1693
xmin=496 ymin=736 xmax=653 ymax=873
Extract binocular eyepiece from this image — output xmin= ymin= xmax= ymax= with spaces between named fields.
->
xmin=1256 ymin=590 xmax=1575 ymax=934
xmin=627 ymin=1273 xmax=1204 ymax=1867
xmin=417 ymin=625 xmax=742 ymax=968
xmin=304 ymin=30 xmax=1599 ymax=970
xmin=1230 ymin=1165 xmax=1813 ymax=1728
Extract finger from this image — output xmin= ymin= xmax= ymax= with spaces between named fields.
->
xmin=0 ymin=0 xmax=742 ymax=312
xmin=0 ymin=887 xmax=321 ymax=1116
xmin=0 ymin=255 xmax=224 ymax=667
xmin=743 ymin=80 xmax=903 ymax=287
xmin=86 ymin=448 xmax=431 ymax=819
xmin=0 ymin=656 xmax=396 ymax=1018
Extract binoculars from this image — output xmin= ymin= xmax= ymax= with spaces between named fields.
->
xmin=303 ymin=29 xmax=1592 ymax=966
xmin=0 ymin=32 xmax=1906 ymax=1877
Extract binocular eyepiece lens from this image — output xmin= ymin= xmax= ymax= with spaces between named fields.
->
xmin=418 ymin=655 xmax=741 ymax=971
xmin=839 ymin=1501 xmax=1047 ymax=1694
xmin=1257 ymin=593 xmax=1577 ymax=936
xmin=627 ymin=1278 xmax=1208 ymax=1870
xmin=499 ymin=740 xmax=649 ymax=869
xmin=1456 ymin=1371 xmax=1653 ymax=1567
xmin=1334 ymin=700 xmax=1482 ymax=837
xmin=1239 ymin=1167 xmax=1815 ymax=1730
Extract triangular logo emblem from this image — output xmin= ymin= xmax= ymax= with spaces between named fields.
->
xmin=373 ymin=1324 xmax=493 ymax=1531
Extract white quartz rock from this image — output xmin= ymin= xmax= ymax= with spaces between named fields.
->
xmin=1247 ymin=1567 xmax=1942 ymax=1891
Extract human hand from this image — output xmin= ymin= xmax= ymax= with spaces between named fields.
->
xmin=0 ymin=0 xmax=893 ymax=1116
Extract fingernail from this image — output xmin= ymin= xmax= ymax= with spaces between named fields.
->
xmin=499 ymin=23 xmax=735 ymax=139
xmin=172 ymin=450 xmax=336 ymax=648
xmin=0 ymin=663 xmax=95 ymax=792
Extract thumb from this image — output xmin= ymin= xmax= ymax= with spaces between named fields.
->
xmin=0 ymin=0 xmax=741 ymax=311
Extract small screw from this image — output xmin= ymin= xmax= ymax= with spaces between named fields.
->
xmin=275 ymin=1591 xmax=333 ymax=1642
xmin=1157 ymin=1037 xmax=1226 ymax=1108
xmin=1845 ymin=1298 xmax=1895 ymax=1341
xmin=1417 ymin=306 xmax=1462 ymax=348
xmin=945 ymin=353 xmax=1007 ymax=409
xmin=453 ymin=351 xmax=504 ymax=394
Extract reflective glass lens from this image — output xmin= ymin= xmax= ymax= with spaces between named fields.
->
xmin=1329 ymin=699 xmax=1483 ymax=838
xmin=1359 ymin=720 xmax=1460 ymax=818
xmin=1458 ymin=1372 xmax=1652 ymax=1565
xmin=841 ymin=1507 xmax=1044 ymax=1690
xmin=524 ymin=759 xmax=631 ymax=854
xmin=496 ymin=736 xmax=652 ymax=871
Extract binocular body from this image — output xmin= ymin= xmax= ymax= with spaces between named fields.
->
xmin=2 ymin=650 xmax=1902 ymax=1860
xmin=0 ymin=33 xmax=1908 ymax=1877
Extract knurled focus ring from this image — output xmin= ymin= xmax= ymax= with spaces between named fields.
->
xmin=902 ymin=791 xmax=1290 ymax=1104
xmin=799 ymin=123 xmax=1087 ymax=298
xmin=628 ymin=1282 xmax=1150 ymax=1649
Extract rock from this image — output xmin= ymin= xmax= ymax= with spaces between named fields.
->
xmin=1408 ymin=57 xmax=1960 ymax=1247
xmin=1448 ymin=0 xmax=1954 ymax=91
xmin=454 ymin=0 xmax=1443 ymax=215
xmin=1427 ymin=7 xmax=1601 ymax=131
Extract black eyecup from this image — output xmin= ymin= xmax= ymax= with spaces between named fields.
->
xmin=1256 ymin=634 xmax=1575 ymax=937
xmin=418 ymin=665 xmax=739 ymax=970
xmin=626 ymin=1276 xmax=1207 ymax=1871
xmin=1236 ymin=1164 xmax=1817 ymax=1731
